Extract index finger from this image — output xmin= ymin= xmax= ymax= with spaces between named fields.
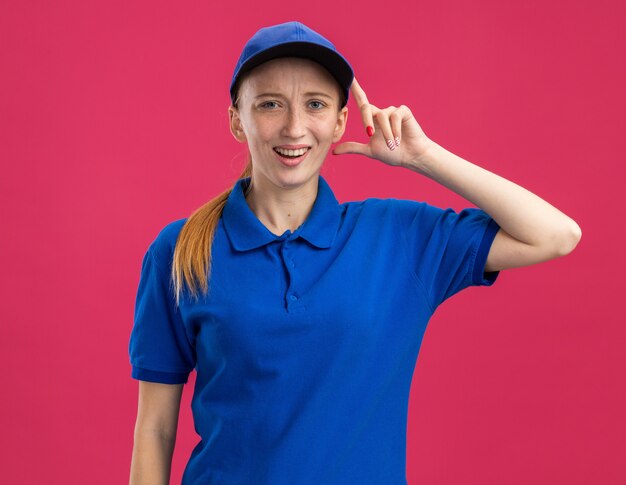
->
xmin=350 ymin=77 xmax=375 ymax=136
xmin=351 ymin=77 xmax=369 ymax=105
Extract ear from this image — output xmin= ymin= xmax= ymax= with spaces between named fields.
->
xmin=332 ymin=106 xmax=348 ymax=143
xmin=228 ymin=106 xmax=247 ymax=143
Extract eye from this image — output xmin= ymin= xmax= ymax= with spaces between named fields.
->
xmin=309 ymin=100 xmax=325 ymax=109
xmin=260 ymin=101 xmax=279 ymax=109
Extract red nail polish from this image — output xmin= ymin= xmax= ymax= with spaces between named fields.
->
xmin=366 ymin=126 xmax=374 ymax=137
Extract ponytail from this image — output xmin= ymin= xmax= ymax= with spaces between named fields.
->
xmin=171 ymin=153 xmax=252 ymax=307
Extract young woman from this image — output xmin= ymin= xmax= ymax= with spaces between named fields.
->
xmin=129 ymin=21 xmax=581 ymax=485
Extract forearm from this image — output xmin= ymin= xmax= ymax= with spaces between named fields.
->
xmin=129 ymin=429 xmax=176 ymax=485
xmin=405 ymin=140 xmax=581 ymax=250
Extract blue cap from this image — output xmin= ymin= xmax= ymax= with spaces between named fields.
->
xmin=230 ymin=21 xmax=354 ymax=108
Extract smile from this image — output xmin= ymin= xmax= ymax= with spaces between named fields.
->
xmin=273 ymin=146 xmax=311 ymax=167
xmin=273 ymin=147 xmax=310 ymax=157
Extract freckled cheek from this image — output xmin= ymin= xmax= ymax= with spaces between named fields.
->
xmin=318 ymin=126 xmax=337 ymax=145
xmin=246 ymin=128 xmax=275 ymax=148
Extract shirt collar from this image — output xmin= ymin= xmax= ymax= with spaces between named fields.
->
xmin=222 ymin=174 xmax=342 ymax=252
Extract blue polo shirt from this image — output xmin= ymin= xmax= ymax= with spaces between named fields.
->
xmin=129 ymin=174 xmax=501 ymax=484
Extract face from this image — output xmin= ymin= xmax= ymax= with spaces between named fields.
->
xmin=228 ymin=57 xmax=348 ymax=191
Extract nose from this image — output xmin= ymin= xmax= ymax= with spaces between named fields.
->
xmin=281 ymin=106 xmax=307 ymax=139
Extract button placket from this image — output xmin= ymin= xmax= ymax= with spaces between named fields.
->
xmin=281 ymin=239 xmax=300 ymax=311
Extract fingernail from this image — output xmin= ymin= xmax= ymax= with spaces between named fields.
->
xmin=366 ymin=126 xmax=374 ymax=137
xmin=387 ymin=139 xmax=395 ymax=151
xmin=395 ymin=136 xmax=400 ymax=146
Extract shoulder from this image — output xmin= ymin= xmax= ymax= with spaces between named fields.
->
xmin=340 ymin=197 xmax=398 ymax=216
xmin=352 ymin=197 xmax=491 ymax=232
xmin=339 ymin=197 xmax=443 ymax=226
xmin=387 ymin=197 xmax=484 ymax=224
xmin=147 ymin=217 xmax=188 ymax=270
xmin=342 ymin=196 xmax=435 ymax=222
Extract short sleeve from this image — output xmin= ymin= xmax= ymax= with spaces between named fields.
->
xmin=128 ymin=244 xmax=196 ymax=384
xmin=392 ymin=198 xmax=501 ymax=310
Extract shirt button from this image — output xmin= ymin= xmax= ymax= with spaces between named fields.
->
xmin=289 ymin=295 xmax=298 ymax=301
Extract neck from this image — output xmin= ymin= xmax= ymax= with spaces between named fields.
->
xmin=244 ymin=174 xmax=319 ymax=236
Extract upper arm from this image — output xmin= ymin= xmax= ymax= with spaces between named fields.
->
xmin=129 ymin=245 xmax=196 ymax=385
xmin=134 ymin=381 xmax=184 ymax=441
xmin=484 ymin=227 xmax=573 ymax=272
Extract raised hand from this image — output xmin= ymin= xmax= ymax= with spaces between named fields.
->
xmin=332 ymin=77 xmax=434 ymax=168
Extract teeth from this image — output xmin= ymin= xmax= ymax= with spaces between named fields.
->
xmin=275 ymin=147 xmax=308 ymax=157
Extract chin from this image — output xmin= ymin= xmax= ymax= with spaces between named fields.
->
xmin=273 ymin=166 xmax=320 ymax=189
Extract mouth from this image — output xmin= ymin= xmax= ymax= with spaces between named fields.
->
xmin=273 ymin=146 xmax=311 ymax=167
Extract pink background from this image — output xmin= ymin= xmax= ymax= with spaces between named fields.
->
xmin=1 ymin=1 xmax=624 ymax=484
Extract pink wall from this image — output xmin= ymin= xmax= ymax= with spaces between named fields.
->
xmin=1 ymin=1 xmax=624 ymax=484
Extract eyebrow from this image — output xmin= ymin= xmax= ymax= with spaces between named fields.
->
xmin=254 ymin=92 xmax=335 ymax=100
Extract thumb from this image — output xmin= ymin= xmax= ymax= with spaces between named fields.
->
xmin=332 ymin=141 xmax=370 ymax=156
